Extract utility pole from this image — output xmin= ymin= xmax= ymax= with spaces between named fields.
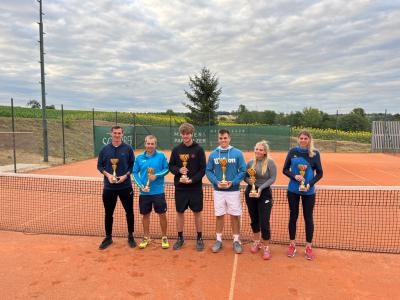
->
xmin=38 ymin=0 xmax=48 ymax=162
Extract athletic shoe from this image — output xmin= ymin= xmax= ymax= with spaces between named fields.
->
xmin=262 ymin=246 xmax=272 ymax=260
xmin=233 ymin=241 xmax=243 ymax=254
xmin=99 ymin=236 xmax=113 ymax=250
xmin=139 ymin=237 xmax=151 ymax=249
xmin=305 ymin=246 xmax=315 ymax=260
xmin=250 ymin=240 xmax=261 ymax=254
xmin=196 ymin=238 xmax=205 ymax=252
xmin=212 ymin=240 xmax=223 ymax=253
xmin=161 ymin=236 xmax=170 ymax=249
xmin=128 ymin=235 xmax=137 ymax=248
xmin=173 ymin=238 xmax=184 ymax=250
xmin=287 ymin=243 xmax=296 ymax=257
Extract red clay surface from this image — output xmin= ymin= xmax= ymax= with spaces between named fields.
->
xmin=1 ymin=231 xmax=399 ymax=299
xmin=31 ymin=151 xmax=400 ymax=186
xmin=3 ymin=151 xmax=399 ymax=299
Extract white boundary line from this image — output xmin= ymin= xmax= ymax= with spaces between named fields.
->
xmin=21 ymin=202 xmax=75 ymax=230
xmin=229 ymin=254 xmax=238 ymax=300
xmin=228 ymin=212 xmax=244 ymax=300
xmin=334 ymin=164 xmax=380 ymax=186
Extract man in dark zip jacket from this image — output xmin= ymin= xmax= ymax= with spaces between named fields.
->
xmin=97 ymin=125 xmax=136 ymax=250
xmin=169 ymin=123 xmax=206 ymax=251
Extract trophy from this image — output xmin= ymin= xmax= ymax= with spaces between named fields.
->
xmin=247 ymin=168 xmax=258 ymax=197
xmin=110 ymin=158 xmax=119 ymax=183
xmin=298 ymin=164 xmax=308 ymax=191
xmin=219 ymin=158 xmax=229 ymax=189
xmin=144 ymin=167 xmax=155 ymax=192
xmin=179 ymin=154 xmax=190 ymax=183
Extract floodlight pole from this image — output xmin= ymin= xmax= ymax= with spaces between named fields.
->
xmin=38 ymin=0 xmax=48 ymax=162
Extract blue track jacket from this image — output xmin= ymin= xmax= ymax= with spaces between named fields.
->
xmin=283 ymin=146 xmax=323 ymax=195
xmin=206 ymin=146 xmax=246 ymax=191
xmin=132 ymin=150 xmax=169 ymax=195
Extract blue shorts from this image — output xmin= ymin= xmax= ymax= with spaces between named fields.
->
xmin=139 ymin=193 xmax=167 ymax=215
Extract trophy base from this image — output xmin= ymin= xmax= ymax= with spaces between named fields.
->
xmin=111 ymin=177 xmax=117 ymax=184
xmin=249 ymin=191 xmax=258 ymax=198
xmin=218 ymin=181 xmax=229 ymax=189
xmin=179 ymin=177 xmax=189 ymax=183
xmin=299 ymin=186 xmax=307 ymax=192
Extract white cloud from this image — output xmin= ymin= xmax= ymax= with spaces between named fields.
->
xmin=0 ymin=0 xmax=399 ymax=114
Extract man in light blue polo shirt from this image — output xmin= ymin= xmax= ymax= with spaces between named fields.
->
xmin=132 ymin=135 xmax=169 ymax=249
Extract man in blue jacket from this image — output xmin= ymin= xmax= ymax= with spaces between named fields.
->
xmin=132 ymin=135 xmax=170 ymax=249
xmin=97 ymin=125 xmax=136 ymax=250
xmin=206 ymin=129 xmax=246 ymax=254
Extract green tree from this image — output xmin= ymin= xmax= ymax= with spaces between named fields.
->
xmin=286 ymin=111 xmax=303 ymax=127
xmin=263 ymin=110 xmax=276 ymax=124
xmin=320 ymin=112 xmax=337 ymax=129
xmin=302 ymin=107 xmax=323 ymax=128
xmin=352 ymin=107 xmax=366 ymax=117
xmin=184 ymin=67 xmax=221 ymax=125
xmin=166 ymin=109 xmax=175 ymax=116
xmin=338 ymin=113 xmax=370 ymax=131
xmin=27 ymin=99 xmax=41 ymax=109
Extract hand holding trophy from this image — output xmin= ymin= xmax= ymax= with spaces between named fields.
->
xmin=247 ymin=168 xmax=258 ymax=197
xmin=218 ymin=158 xmax=229 ymax=189
xmin=298 ymin=164 xmax=308 ymax=191
xmin=110 ymin=158 xmax=119 ymax=183
xmin=143 ymin=167 xmax=155 ymax=192
xmin=179 ymin=154 xmax=189 ymax=183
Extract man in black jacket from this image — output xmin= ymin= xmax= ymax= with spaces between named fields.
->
xmin=169 ymin=123 xmax=206 ymax=251
xmin=97 ymin=125 xmax=136 ymax=250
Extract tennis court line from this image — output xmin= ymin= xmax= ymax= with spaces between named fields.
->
xmin=373 ymin=168 xmax=399 ymax=179
xmin=334 ymin=164 xmax=380 ymax=185
xmin=229 ymin=254 xmax=239 ymax=300
xmin=21 ymin=202 xmax=74 ymax=230
xmin=228 ymin=212 xmax=245 ymax=300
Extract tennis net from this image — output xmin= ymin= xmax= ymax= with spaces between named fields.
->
xmin=0 ymin=173 xmax=399 ymax=253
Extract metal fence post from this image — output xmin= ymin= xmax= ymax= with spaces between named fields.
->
xmin=11 ymin=98 xmax=17 ymax=173
xmin=61 ymin=104 xmax=66 ymax=164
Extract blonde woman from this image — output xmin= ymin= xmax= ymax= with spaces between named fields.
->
xmin=244 ymin=140 xmax=276 ymax=260
xmin=283 ymin=130 xmax=323 ymax=260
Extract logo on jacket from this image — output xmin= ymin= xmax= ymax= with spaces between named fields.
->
xmin=214 ymin=158 xmax=236 ymax=164
xmin=191 ymin=154 xmax=196 ymax=159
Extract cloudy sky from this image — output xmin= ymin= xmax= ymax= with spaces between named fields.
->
xmin=0 ymin=0 xmax=399 ymax=114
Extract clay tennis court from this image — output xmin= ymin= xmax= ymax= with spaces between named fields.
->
xmin=30 ymin=151 xmax=400 ymax=186
xmin=1 ymin=151 xmax=400 ymax=299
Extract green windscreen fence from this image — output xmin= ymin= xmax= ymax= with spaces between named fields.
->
xmin=94 ymin=125 xmax=290 ymax=153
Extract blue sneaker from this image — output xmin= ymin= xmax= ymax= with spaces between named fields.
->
xmin=212 ymin=240 xmax=222 ymax=253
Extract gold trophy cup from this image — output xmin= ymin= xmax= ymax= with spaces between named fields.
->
xmin=219 ymin=158 xmax=229 ymax=189
xmin=298 ymin=164 xmax=308 ymax=191
xmin=179 ymin=154 xmax=190 ymax=183
xmin=247 ymin=168 xmax=258 ymax=197
xmin=144 ymin=167 xmax=155 ymax=192
xmin=110 ymin=158 xmax=119 ymax=183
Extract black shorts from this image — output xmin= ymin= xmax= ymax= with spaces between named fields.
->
xmin=175 ymin=190 xmax=203 ymax=213
xmin=139 ymin=194 xmax=167 ymax=215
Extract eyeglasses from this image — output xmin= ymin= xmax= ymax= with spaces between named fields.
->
xmin=219 ymin=137 xmax=229 ymax=140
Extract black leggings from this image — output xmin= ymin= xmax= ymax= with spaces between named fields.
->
xmin=245 ymin=186 xmax=273 ymax=241
xmin=287 ymin=191 xmax=315 ymax=243
xmin=102 ymin=187 xmax=134 ymax=236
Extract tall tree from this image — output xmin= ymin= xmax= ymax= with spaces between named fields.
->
xmin=184 ymin=67 xmax=221 ymax=125
xmin=302 ymin=107 xmax=323 ymax=128
xmin=27 ymin=99 xmax=41 ymax=109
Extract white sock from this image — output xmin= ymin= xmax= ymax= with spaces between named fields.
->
xmin=216 ymin=233 xmax=222 ymax=242
xmin=233 ymin=234 xmax=240 ymax=243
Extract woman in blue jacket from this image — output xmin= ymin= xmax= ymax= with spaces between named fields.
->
xmin=283 ymin=130 xmax=323 ymax=260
